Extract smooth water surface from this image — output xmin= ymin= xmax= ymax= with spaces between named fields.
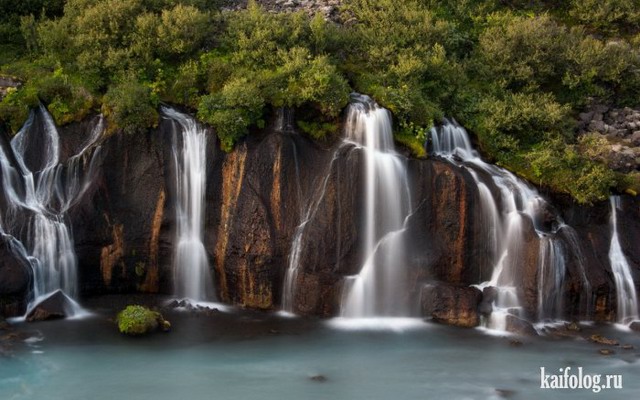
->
xmin=1 ymin=304 xmax=639 ymax=400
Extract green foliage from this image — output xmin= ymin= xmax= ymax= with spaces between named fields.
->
xmin=196 ymin=3 xmax=349 ymax=150
xmin=340 ymin=0 xmax=459 ymax=125
xmin=1 ymin=0 xmax=638 ymax=202
xmin=394 ymin=132 xmax=427 ymax=159
xmin=473 ymin=13 xmax=640 ymax=107
xmin=103 ymin=78 xmax=159 ymax=135
xmin=116 ymin=305 xmax=164 ymax=335
xmin=0 ymin=84 xmax=39 ymax=133
xmin=198 ymin=77 xmax=265 ymax=151
xmin=525 ymin=138 xmax=616 ymax=204
xmin=569 ymin=0 xmax=640 ymax=36
xmin=296 ymin=120 xmax=339 ymax=140
xmin=396 ymin=120 xmax=429 ymax=158
xmin=475 ymin=92 xmax=571 ymax=153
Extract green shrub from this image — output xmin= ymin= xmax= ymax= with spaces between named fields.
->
xmin=102 ymin=78 xmax=158 ymax=135
xmin=474 ymin=92 xmax=571 ymax=154
xmin=115 ymin=305 xmax=169 ymax=335
xmin=296 ymin=120 xmax=339 ymax=140
xmin=525 ymin=138 xmax=616 ymax=204
xmin=197 ymin=76 xmax=265 ymax=151
xmin=0 ymin=83 xmax=39 ymax=133
xmin=569 ymin=0 xmax=640 ymax=36
xmin=394 ymin=132 xmax=427 ymax=159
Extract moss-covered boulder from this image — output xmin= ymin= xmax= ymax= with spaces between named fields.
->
xmin=115 ymin=305 xmax=170 ymax=336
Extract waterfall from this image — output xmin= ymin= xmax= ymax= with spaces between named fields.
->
xmin=281 ymin=94 xmax=412 ymax=317
xmin=430 ymin=120 xmax=590 ymax=327
xmin=608 ymin=196 xmax=639 ymax=324
xmin=0 ymin=106 xmax=103 ymax=314
xmin=340 ymin=94 xmax=412 ymax=317
xmin=537 ymin=237 xmax=566 ymax=320
xmin=162 ymin=106 xmax=214 ymax=302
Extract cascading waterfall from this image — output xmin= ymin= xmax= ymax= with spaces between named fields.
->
xmin=340 ymin=94 xmax=412 ymax=317
xmin=0 ymin=105 xmax=103 ymax=314
xmin=608 ymin=196 xmax=639 ymax=324
xmin=430 ymin=120 xmax=589 ymax=328
xmin=162 ymin=106 xmax=214 ymax=302
xmin=281 ymin=94 xmax=413 ymax=317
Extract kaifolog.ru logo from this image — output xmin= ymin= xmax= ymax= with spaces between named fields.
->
xmin=540 ymin=367 xmax=622 ymax=393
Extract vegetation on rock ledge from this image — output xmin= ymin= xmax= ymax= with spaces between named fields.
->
xmin=1 ymin=0 xmax=640 ymax=203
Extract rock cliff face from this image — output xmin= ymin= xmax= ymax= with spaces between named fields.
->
xmin=1 ymin=109 xmax=639 ymax=325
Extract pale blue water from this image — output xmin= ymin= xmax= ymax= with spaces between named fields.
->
xmin=1 ymin=311 xmax=639 ymax=400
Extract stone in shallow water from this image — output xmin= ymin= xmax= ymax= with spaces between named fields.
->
xmin=589 ymin=334 xmax=619 ymax=346
xmin=629 ymin=321 xmax=640 ymax=332
xmin=116 ymin=305 xmax=170 ymax=336
xmin=309 ymin=375 xmax=328 ymax=382
xmin=26 ymin=290 xmax=74 ymax=322
xmin=495 ymin=388 xmax=516 ymax=398
xmin=566 ymin=321 xmax=580 ymax=332
xmin=599 ymin=349 xmax=615 ymax=356
xmin=505 ymin=315 xmax=538 ymax=337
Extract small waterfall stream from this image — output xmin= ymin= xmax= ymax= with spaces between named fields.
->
xmin=0 ymin=106 xmax=103 ymax=315
xmin=162 ymin=107 xmax=214 ymax=302
xmin=431 ymin=120 xmax=590 ymax=328
xmin=608 ymin=196 xmax=639 ymax=324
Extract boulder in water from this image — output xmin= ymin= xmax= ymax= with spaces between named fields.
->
xmin=420 ymin=284 xmax=482 ymax=328
xmin=505 ymin=315 xmax=538 ymax=336
xmin=26 ymin=290 xmax=75 ymax=322
xmin=116 ymin=305 xmax=170 ymax=335
xmin=629 ymin=321 xmax=640 ymax=332
xmin=309 ymin=375 xmax=328 ymax=383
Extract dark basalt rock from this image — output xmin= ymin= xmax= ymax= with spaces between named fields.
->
xmin=2 ymin=107 xmax=634 ymax=323
xmin=505 ymin=315 xmax=538 ymax=336
xmin=420 ymin=284 xmax=482 ymax=328
xmin=479 ymin=286 xmax=497 ymax=316
xmin=0 ymin=236 xmax=32 ymax=317
xmin=309 ymin=374 xmax=328 ymax=382
xmin=26 ymin=290 xmax=74 ymax=322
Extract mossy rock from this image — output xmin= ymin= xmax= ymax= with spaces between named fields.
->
xmin=115 ymin=305 xmax=170 ymax=336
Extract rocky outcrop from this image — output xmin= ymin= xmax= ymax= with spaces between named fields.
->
xmin=0 ymin=76 xmax=21 ymax=102
xmin=68 ymin=116 xmax=181 ymax=296
xmin=1 ymin=105 xmax=637 ymax=325
xmin=225 ymin=0 xmax=342 ymax=21
xmin=420 ymin=284 xmax=482 ymax=328
xmin=0 ymin=236 xmax=32 ymax=317
xmin=578 ymin=105 xmax=640 ymax=172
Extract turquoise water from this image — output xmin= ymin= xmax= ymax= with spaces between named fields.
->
xmin=1 ymin=307 xmax=639 ymax=400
